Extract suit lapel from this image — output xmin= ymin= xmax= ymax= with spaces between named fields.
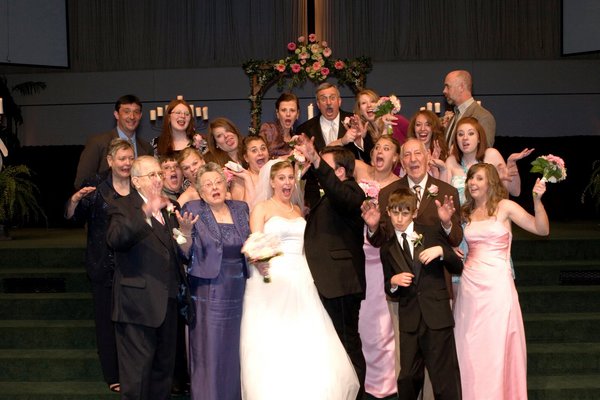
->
xmin=389 ymin=239 xmax=414 ymax=275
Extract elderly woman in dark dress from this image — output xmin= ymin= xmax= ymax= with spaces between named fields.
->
xmin=65 ymin=138 xmax=134 ymax=393
xmin=176 ymin=162 xmax=250 ymax=400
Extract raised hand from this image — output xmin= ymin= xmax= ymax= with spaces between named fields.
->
xmin=176 ymin=210 xmax=199 ymax=235
xmin=435 ymin=195 xmax=456 ymax=228
xmin=361 ymin=200 xmax=381 ymax=232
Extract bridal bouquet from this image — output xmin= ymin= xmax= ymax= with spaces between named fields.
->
xmin=373 ymin=95 xmax=401 ymax=134
xmin=530 ymin=154 xmax=567 ymax=184
xmin=358 ymin=180 xmax=381 ymax=202
xmin=242 ymin=232 xmax=283 ymax=283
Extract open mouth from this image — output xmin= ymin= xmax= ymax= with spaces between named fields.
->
xmin=374 ymin=155 xmax=385 ymax=169
xmin=255 ymin=157 xmax=266 ymax=168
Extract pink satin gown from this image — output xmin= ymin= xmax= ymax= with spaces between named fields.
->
xmin=454 ymin=219 xmax=527 ymax=400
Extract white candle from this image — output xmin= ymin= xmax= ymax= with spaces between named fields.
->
xmin=426 ymin=102 xmax=433 ymax=111
xmin=157 ymin=107 xmax=164 ymax=117
xmin=477 ymin=100 xmax=482 ymax=106
xmin=0 ymin=98 xmax=3 ymax=114
xmin=434 ymin=102 xmax=441 ymax=113
xmin=177 ymin=95 xmax=183 ymax=100
xmin=195 ymin=107 xmax=202 ymax=119
xmin=189 ymin=104 xmax=195 ymax=117
xmin=150 ymin=110 xmax=157 ymax=121
xmin=308 ymin=103 xmax=314 ymax=119
xmin=202 ymin=106 xmax=209 ymax=120
xmin=420 ymin=106 xmax=426 ymax=111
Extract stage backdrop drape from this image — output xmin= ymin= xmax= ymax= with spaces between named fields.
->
xmin=59 ymin=0 xmax=598 ymax=74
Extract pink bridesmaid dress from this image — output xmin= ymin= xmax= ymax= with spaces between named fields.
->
xmin=358 ymin=229 xmax=398 ymax=398
xmin=454 ymin=219 xmax=528 ymax=400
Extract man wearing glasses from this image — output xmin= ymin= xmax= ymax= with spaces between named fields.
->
xmin=296 ymin=82 xmax=353 ymax=208
xmin=74 ymin=94 xmax=153 ymax=188
xmin=107 ymin=155 xmax=186 ymax=400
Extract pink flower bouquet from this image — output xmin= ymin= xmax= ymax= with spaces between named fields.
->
xmin=530 ymin=154 xmax=567 ymax=184
xmin=241 ymin=232 xmax=283 ymax=283
xmin=358 ymin=180 xmax=381 ymax=202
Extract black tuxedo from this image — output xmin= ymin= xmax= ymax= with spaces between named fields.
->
xmin=380 ymin=223 xmax=463 ymax=400
xmin=296 ymin=110 xmax=354 ymax=209
xmin=303 ymin=160 xmax=366 ymax=399
xmin=371 ymin=175 xmax=463 ymax=248
xmin=107 ymin=191 xmax=184 ymax=400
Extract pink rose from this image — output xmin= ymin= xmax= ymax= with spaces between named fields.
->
xmin=312 ymin=61 xmax=322 ymax=71
xmin=334 ymin=60 xmax=345 ymax=70
xmin=291 ymin=63 xmax=301 ymax=73
xmin=323 ymin=47 xmax=332 ymax=57
xmin=320 ymin=67 xmax=330 ymax=76
xmin=287 ymin=42 xmax=297 ymax=51
xmin=298 ymin=36 xmax=305 ymax=43
xmin=299 ymin=51 xmax=310 ymax=60
xmin=427 ymin=184 xmax=439 ymax=198
xmin=321 ymin=41 xmax=328 ymax=47
xmin=308 ymin=33 xmax=317 ymax=42
xmin=275 ymin=64 xmax=286 ymax=72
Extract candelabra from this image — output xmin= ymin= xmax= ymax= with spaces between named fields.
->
xmin=148 ymin=96 xmax=209 ymax=131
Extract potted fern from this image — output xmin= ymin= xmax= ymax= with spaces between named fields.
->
xmin=0 ymin=164 xmax=46 ymax=240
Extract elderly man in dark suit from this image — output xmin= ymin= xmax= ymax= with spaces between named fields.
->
xmin=74 ymin=94 xmax=153 ymax=188
xmin=107 ymin=155 xmax=184 ymax=400
xmin=365 ymin=138 xmax=463 ymax=249
xmin=296 ymin=82 xmax=356 ymax=209
xmin=294 ymin=136 xmax=367 ymax=399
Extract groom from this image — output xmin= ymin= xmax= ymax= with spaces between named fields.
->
xmin=295 ymin=135 xmax=366 ymax=399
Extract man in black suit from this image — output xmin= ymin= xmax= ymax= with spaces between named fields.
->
xmin=295 ymin=137 xmax=366 ymax=399
xmin=296 ymin=82 xmax=356 ymax=208
xmin=106 ymin=155 xmax=183 ymax=400
xmin=379 ymin=188 xmax=462 ymax=400
xmin=74 ymin=94 xmax=153 ymax=188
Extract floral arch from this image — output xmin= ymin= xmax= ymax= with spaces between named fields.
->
xmin=242 ymin=34 xmax=372 ymax=134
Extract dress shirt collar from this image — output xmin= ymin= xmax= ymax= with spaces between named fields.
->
xmin=395 ymin=221 xmax=415 ymax=247
xmin=407 ymin=174 xmax=429 ymax=193
xmin=117 ymin=127 xmax=138 ymax=157
xmin=320 ymin=114 xmax=340 ymax=145
xmin=456 ymin=97 xmax=475 ymax=115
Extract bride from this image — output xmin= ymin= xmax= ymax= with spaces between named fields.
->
xmin=240 ymin=159 xmax=359 ymax=400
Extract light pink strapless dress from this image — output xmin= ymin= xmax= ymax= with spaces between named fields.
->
xmin=454 ymin=219 xmax=527 ymax=400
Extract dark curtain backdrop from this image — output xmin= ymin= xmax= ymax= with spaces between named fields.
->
xmin=61 ymin=0 xmax=596 ymax=73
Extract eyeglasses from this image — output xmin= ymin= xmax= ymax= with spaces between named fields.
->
xmin=200 ymin=178 xmax=225 ymax=190
xmin=317 ymin=94 xmax=339 ymax=103
xmin=136 ymin=171 xmax=164 ymax=179
xmin=171 ymin=111 xmax=191 ymax=117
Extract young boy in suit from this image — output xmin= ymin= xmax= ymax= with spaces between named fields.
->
xmin=380 ymin=188 xmax=463 ymax=400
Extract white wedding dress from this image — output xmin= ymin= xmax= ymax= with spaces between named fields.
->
xmin=240 ymin=216 xmax=360 ymax=400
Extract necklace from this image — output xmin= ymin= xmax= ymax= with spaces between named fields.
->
xmin=270 ymin=198 xmax=294 ymax=212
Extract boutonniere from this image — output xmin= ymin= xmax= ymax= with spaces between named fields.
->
xmin=409 ymin=232 xmax=424 ymax=248
xmin=319 ymin=188 xmax=325 ymax=198
xmin=426 ymin=184 xmax=439 ymax=198
xmin=166 ymin=202 xmax=176 ymax=216
xmin=172 ymin=228 xmax=188 ymax=245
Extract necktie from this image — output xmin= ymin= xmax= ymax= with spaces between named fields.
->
xmin=327 ymin=121 xmax=336 ymax=145
xmin=445 ymin=108 xmax=460 ymax=147
xmin=413 ymin=185 xmax=422 ymax=208
xmin=401 ymin=232 xmax=413 ymax=261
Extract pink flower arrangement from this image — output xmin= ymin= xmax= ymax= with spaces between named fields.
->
xmin=358 ymin=180 xmax=381 ymax=201
xmin=272 ymin=33 xmax=345 ymax=83
xmin=530 ymin=154 xmax=567 ymax=183
xmin=242 ymin=232 xmax=283 ymax=283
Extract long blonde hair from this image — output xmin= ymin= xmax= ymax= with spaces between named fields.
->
xmin=461 ymin=163 xmax=508 ymax=223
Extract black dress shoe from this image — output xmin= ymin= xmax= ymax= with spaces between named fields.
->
xmin=171 ymin=382 xmax=190 ymax=396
